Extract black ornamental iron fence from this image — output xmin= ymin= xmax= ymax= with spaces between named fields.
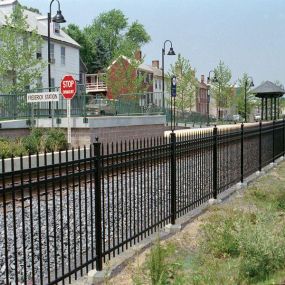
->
xmin=0 ymin=120 xmax=284 ymax=284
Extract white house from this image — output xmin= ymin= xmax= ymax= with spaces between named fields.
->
xmin=0 ymin=0 xmax=81 ymax=89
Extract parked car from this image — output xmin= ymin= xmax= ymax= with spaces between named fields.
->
xmin=85 ymin=95 xmax=117 ymax=116
xmin=254 ymin=114 xmax=261 ymax=121
xmin=232 ymin=114 xmax=241 ymax=121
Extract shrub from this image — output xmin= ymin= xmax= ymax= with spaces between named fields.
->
xmin=0 ymin=139 xmax=13 ymax=158
xmin=0 ymin=139 xmax=27 ymax=158
xmin=238 ymin=213 xmax=285 ymax=282
xmin=22 ymin=134 xmax=40 ymax=153
xmin=44 ymin=128 xmax=68 ymax=152
xmin=199 ymin=209 xmax=243 ymax=258
xmin=22 ymin=128 xmax=46 ymax=153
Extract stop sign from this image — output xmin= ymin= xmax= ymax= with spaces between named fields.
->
xmin=60 ymin=75 xmax=77 ymax=99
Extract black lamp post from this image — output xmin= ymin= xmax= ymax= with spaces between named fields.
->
xmin=207 ymin=70 xmax=217 ymax=125
xmin=162 ymin=40 xmax=175 ymax=113
xmin=244 ymin=76 xmax=254 ymax=123
xmin=48 ymin=0 xmax=66 ymax=117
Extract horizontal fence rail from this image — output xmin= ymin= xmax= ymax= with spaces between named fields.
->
xmin=0 ymin=120 xmax=284 ymax=284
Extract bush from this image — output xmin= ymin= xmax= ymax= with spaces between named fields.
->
xmin=197 ymin=206 xmax=285 ymax=283
xmin=44 ymin=128 xmax=68 ymax=152
xmin=0 ymin=139 xmax=13 ymax=158
xmin=22 ymin=133 xmax=40 ymax=153
xmin=238 ymin=213 xmax=285 ymax=282
xmin=0 ymin=139 xmax=27 ymax=158
xmin=0 ymin=128 xmax=68 ymax=158
xmin=199 ymin=209 xmax=243 ymax=258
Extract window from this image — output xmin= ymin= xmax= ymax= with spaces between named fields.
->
xmin=36 ymin=77 xmax=42 ymax=89
xmin=50 ymin=44 xmax=55 ymax=63
xmin=54 ymin=22 xmax=60 ymax=34
xmin=36 ymin=47 xmax=42 ymax=59
xmin=159 ymin=80 xmax=162 ymax=90
xmin=61 ymin=46 xmax=65 ymax=65
xmin=51 ymin=78 xmax=55 ymax=88
xmin=155 ymin=80 xmax=158 ymax=89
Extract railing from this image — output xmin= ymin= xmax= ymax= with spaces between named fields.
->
xmin=86 ymin=73 xmax=107 ymax=93
xmin=0 ymin=120 xmax=284 ymax=284
xmin=86 ymin=82 xmax=107 ymax=92
xmin=0 ymin=91 xmax=166 ymax=120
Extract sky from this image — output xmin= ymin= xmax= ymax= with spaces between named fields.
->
xmin=20 ymin=0 xmax=285 ymax=86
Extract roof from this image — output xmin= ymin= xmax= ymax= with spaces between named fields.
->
xmin=0 ymin=0 xmax=17 ymax=5
xmin=108 ymin=55 xmax=163 ymax=77
xmin=0 ymin=1 xmax=80 ymax=48
xmin=251 ymin=81 xmax=285 ymax=97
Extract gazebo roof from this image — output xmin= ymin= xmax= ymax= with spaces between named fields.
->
xmin=251 ymin=81 xmax=285 ymax=98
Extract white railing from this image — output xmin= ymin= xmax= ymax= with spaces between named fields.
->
xmin=86 ymin=73 xmax=107 ymax=92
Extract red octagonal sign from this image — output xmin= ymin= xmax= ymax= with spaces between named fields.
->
xmin=61 ymin=75 xmax=77 ymax=99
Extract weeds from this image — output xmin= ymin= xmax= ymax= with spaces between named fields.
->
xmin=128 ymin=165 xmax=285 ymax=285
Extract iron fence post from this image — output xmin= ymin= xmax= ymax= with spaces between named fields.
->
xmin=273 ymin=120 xmax=275 ymax=162
xmin=170 ymin=132 xmax=176 ymax=225
xmin=94 ymin=140 xmax=103 ymax=271
xmin=259 ymin=121 xmax=262 ymax=171
xmin=241 ymin=123 xmax=244 ymax=183
xmin=283 ymin=117 xmax=285 ymax=156
xmin=213 ymin=126 xmax=218 ymax=199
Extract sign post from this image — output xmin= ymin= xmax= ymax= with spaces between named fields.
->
xmin=60 ymin=75 xmax=77 ymax=145
xmin=171 ymin=76 xmax=177 ymax=132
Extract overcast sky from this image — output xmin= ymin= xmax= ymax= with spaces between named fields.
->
xmin=20 ymin=0 xmax=285 ymax=86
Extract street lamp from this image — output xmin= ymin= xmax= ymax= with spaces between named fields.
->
xmin=244 ymin=76 xmax=254 ymax=123
xmin=207 ymin=70 xmax=217 ymax=125
xmin=48 ymin=0 xmax=66 ymax=117
xmin=162 ymin=40 xmax=175 ymax=113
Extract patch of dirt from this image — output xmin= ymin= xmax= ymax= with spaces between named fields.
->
xmin=107 ymin=217 xmax=204 ymax=285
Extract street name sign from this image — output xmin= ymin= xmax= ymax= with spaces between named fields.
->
xmin=27 ymin=92 xmax=59 ymax=103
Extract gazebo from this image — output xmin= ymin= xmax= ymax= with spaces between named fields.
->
xmin=251 ymin=81 xmax=285 ymax=120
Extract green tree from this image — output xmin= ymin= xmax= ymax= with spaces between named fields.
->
xmin=72 ymin=9 xmax=151 ymax=72
xmin=169 ymin=54 xmax=198 ymax=115
xmin=63 ymin=24 xmax=94 ymax=72
xmin=212 ymin=61 xmax=233 ymax=119
xmin=0 ymin=4 xmax=45 ymax=94
xmin=106 ymin=54 xmax=148 ymax=99
xmin=235 ymin=73 xmax=256 ymax=119
xmin=92 ymin=37 xmax=110 ymax=73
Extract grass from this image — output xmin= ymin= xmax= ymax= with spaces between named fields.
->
xmin=132 ymin=162 xmax=285 ymax=285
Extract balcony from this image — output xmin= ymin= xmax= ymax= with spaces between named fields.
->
xmin=86 ymin=73 xmax=107 ymax=93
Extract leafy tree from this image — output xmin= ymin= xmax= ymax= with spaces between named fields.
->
xmin=0 ymin=4 xmax=45 ymax=94
xmin=235 ymin=73 xmax=256 ymax=119
xmin=66 ymin=9 xmax=151 ymax=72
xmin=92 ymin=37 xmax=110 ymax=73
xmin=63 ymin=24 xmax=94 ymax=71
xmin=211 ymin=61 xmax=233 ymax=119
xmin=106 ymin=54 xmax=148 ymax=99
xmin=169 ymin=54 xmax=198 ymax=115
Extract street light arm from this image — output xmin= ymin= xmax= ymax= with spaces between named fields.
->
xmin=163 ymin=39 xmax=173 ymax=50
xmin=50 ymin=0 xmax=61 ymax=13
xmin=207 ymin=70 xmax=215 ymax=84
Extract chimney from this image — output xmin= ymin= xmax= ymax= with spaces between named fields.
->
xmin=135 ymin=50 xmax=142 ymax=61
xmin=152 ymin=60 xmax=159 ymax=69
xmin=201 ymin=75 xmax=205 ymax=84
